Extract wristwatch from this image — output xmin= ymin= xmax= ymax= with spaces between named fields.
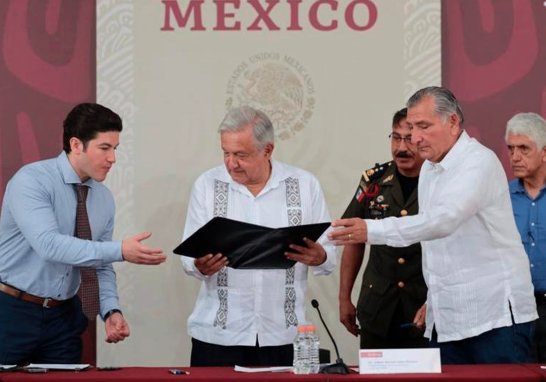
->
xmin=104 ymin=309 xmax=122 ymax=321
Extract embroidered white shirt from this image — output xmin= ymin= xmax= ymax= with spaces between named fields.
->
xmin=180 ymin=160 xmax=336 ymax=346
xmin=367 ymin=131 xmax=537 ymax=342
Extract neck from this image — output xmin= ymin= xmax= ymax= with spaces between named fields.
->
xmin=522 ymin=167 xmax=546 ymax=199
xmin=67 ymin=152 xmax=89 ymax=183
xmin=398 ymin=167 xmax=420 ymax=178
xmin=433 ymin=129 xmax=464 ymax=164
xmin=246 ymin=161 xmax=272 ymax=197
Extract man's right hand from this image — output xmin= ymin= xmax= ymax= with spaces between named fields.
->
xmin=194 ymin=253 xmax=228 ymax=276
xmin=339 ymin=298 xmax=359 ymax=336
xmin=121 ymin=232 xmax=166 ymax=265
xmin=413 ymin=303 xmax=426 ymax=330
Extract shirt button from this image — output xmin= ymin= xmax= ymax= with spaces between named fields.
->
xmin=398 ymin=281 xmax=405 ymax=288
xmin=66 ymin=273 xmax=69 ymax=276
xmin=532 ymin=203 xmax=536 ymax=206
xmin=57 ymin=294 xmax=61 ymax=298
xmin=398 ymin=258 xmax=405 ymax=265
xmin=532 ymin=243 xmax=536 ymax=247
xmin=369 ymin=284 xmax=373 ymax=289
xmin=531 ymin=223 xmax=535 ymax=226
xmin=531 ymin=264 xmax=535 ymax=268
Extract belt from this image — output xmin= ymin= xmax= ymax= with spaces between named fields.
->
xmin=535 ymin=292 xmax=546 ymax=305
xmin=0 ymin=282 xmax=65 ymax=308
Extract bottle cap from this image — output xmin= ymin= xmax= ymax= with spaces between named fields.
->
xmin=297 ymin=326 xmax=309 ymax=332
xmin=307 ymin=325 xmax=316 ymax=332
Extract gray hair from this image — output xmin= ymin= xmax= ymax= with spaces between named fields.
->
xmin=505 ymin=112 xmax=546 ymax=150
xmin=407 ymin=86 xmax=465 ymax=126
xmin=218 ymin=106 xmax=274 ymax=150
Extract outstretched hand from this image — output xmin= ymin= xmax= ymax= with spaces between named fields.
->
xmin=328 ymin=218 xmax=368 ymax=245
xmin=122 ymin=232 xmax=166 ymax=265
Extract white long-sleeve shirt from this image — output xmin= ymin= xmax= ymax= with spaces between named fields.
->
xmin=180 ymin=160 xmax=336 ymax=346
xmin=367 ymin=131 xmax=537 ymax=342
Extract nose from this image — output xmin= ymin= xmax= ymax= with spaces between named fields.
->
xmin=511 ymin=149 xmax=521 ymax=162
xmin=225 ymin=154 xmax=239 ymax=170
xmin=398 ymin=138 xmax=409 ymax=150
xmin=107 ymin=150 xmax=116 ymax=164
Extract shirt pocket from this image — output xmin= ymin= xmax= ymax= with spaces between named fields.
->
xmin=357 ymin=275 xmax=390 ymax=319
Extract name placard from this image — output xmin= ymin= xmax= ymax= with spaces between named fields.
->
xmin=359 ymin=348 xmax=441 ymax=374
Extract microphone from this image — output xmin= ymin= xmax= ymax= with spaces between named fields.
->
xmin=311 ymin=299 xmax=350 ymax=374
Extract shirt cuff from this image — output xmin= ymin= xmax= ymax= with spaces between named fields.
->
xmin=98 ymin=241 xmax=123 ymax=264
xmin=100 ymin=298 xmax=121 ymax=320
xmin=366 ymin=218 xmax=386 ymax=245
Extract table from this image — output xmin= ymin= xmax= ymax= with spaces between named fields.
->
xmin=523 ymin=364 xmax=546 ymax=380
xmin=0 ymin=365 xmax=543 ymax=382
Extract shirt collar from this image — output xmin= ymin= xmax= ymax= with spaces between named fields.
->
xmin=56 ymin=151 xmax=95 ymax=188
xmin=509 ymin=179 xmax=526 ymax=194
xmin=509 ymin=178 xmax=546 ymax=196
xmin=225 ymin=159 xmax=288 ymax=197
xmin=428 ymin=130 xmax=470 ymax=171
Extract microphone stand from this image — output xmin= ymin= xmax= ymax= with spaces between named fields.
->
xmin=311 ymin=300 xmax=350 ymax=374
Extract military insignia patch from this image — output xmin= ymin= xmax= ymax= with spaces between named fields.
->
xmin=383 ymin=175 xmax=394 ymax=184
xmin=355 ymin=187 xmax=365 ymax=203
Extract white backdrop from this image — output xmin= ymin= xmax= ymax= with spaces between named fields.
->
xmin=96 ymin=0 xmax=440 ymax=367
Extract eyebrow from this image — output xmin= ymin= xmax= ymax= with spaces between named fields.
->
xmin=96 ymin=142 xmax=118 ymax=149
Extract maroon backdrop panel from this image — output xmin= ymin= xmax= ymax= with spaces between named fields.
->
xmin=442 ymin=0 xmax=546 ymax=179
xmin=0 ymin=0 xmax=95 ymax=201
xmin=0 ymin=0 xmax=96 ymax=364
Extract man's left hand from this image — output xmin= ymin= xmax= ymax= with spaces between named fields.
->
xmin=328 ymin=218 xmax=368 ymax=245
xmin=285 ymin=237 xmax=326 ymax=266
xmin=104 ymin=312 xmax=130 ymax=343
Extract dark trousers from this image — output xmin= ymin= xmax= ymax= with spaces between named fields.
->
xmin=360 ymin=301 xmax=429 ymax=349
xmin=429 ymin=320 xmax=534 ymax=364
xmin=190 ymin=338 xmax=293 ymax=367
xmin=0 ymin=291 xmax=88 ymax=365
xmin=530 ymin=295 xmax=546 ymax=362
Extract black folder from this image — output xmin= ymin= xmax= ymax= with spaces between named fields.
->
xmin=173 ymin=217 xmax=330 ymax=269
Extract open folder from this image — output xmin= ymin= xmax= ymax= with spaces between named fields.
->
xmin=173 ymin=217 xmax=330 ymax=269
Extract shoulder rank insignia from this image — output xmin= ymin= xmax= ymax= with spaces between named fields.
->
xmin=362 ymin=161 xmax=392 ymax=183
xmin=356 ymin=161 xmax=393 ymax=205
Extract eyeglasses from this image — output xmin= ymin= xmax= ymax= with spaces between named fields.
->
xmin=389 ymin=133 xmax=413 ymax=144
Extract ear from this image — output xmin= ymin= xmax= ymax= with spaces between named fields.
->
xmin=448 ymin=113 xmax=461 ymax=135
xmin=69 ymin=137 xmax=83 ymax=154
xmin=541 ymin=146 xmax=546 ymax=163
xmin=263 ymin=142 xmax=274 ymax=158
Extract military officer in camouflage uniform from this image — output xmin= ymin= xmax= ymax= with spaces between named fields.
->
xmin=339 ymin=108 xmax=428 ymax=349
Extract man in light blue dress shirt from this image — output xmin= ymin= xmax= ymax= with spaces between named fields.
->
xmin=0 ymin=103 xmax=166 ymax=365
xmin=506 ymin=112 xmax=546 ymax=362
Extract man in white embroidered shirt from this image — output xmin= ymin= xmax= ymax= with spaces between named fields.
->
xmin=180 ymin=106 xmax=336 ymax=367
xmin=329 ymin=86 xmax=537 ymax=364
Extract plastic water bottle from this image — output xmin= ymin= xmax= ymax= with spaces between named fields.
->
xmin=308 ymin=325 xmax=320 ymax=374
xmin=293 ymin=326 xmax=311 ymax=374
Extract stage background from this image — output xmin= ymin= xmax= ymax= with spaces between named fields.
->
xmin=1 ymin=0 xmax=544 ymax=367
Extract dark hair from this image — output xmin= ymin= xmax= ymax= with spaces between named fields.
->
xmin=63 ymin=103 xmax=123 ymax=153
xmin=392 ymin=108 xmax=407 ymax=127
